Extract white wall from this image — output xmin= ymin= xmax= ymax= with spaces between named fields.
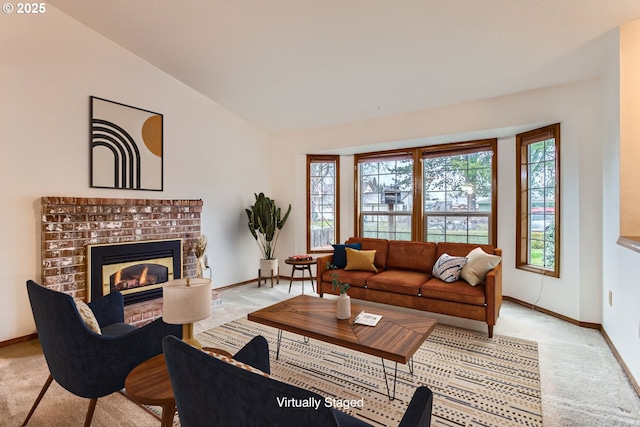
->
xmin=275 ymin=78 xmax=604 ymax=326
xmin=0 ymin=5 xmax=273 ymax=341
xmin=602 ymin=23 xmax=640 ymax=385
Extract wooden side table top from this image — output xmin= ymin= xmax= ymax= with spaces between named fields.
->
xmin=125 ymin=353 xmax=174 ymax=407
xmin=284 ymin=258 xmax=317 ymax=266
xmin=247 ymin=295 xmax=437 ymax=364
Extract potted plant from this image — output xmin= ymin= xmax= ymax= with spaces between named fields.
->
xmin=246 ymin=193 xmax=292 ymax=279
xmin=331 ymin=270 xmax=351 ymax=319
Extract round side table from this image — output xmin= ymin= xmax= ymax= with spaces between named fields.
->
xmin=284 ymin=258 xmax=317 ymax=294
xmin=125 ymin=354 xmax=175 ymax=427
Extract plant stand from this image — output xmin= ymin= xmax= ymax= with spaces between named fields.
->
xmin=258 ymin=266 xmax=279 ymax=287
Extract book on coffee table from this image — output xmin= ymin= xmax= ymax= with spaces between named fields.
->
xmin=353 ymin=311 xmax=382 ymax=326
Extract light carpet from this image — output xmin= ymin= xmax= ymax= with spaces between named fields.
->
xmin=191 ymin=318 xmax=542 ymax=427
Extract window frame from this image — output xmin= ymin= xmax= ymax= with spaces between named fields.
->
xmin=421 ymin=139 xmax=498 ymax=246
xmin=307 ymin=155 xmax=340 ymax=253
xmin=354 ymin=149 xmax=416 ymax=240
xmin=515 ymin=123 xmax=561 ymax=277
xmin=354 ymin=140 xmax=498 ymax=246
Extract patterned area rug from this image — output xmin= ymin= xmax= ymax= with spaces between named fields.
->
xmin=196 ymin=318 xmax=542 ymax=427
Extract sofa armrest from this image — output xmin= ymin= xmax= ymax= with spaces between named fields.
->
xmin=484 ymin=248 xmax=503 ymax=327
xmin=316 ymin=254 xmax=334 ymax=296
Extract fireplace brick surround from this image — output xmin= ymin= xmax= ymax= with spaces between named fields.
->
xmin=40 ymin=196 xmax=205 ymax=325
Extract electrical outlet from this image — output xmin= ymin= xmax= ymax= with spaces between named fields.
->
xmin=609 ymin=291 xmax=612 ymax=306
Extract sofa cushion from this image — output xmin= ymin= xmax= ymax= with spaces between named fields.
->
xmin=322 ymin=269 xmax=376 ymax=288
xmin=461 ymin=247 xmax=502 ymax=286
xmin=331 ymin=243 xmax=362 ymax=268
xmin=435 ymin=242 xmax=495 ymax=259
xmin=344 ymin=248 xmax=377 ymax=272
xmin=366 ymin=270 xmax=428 ymax=296
xmin=421 ymin=279 xmax=486 ymax=305
xmin=346 ymin=237 xmax=389 ymax=270
xmin=386 ymin=240 xmax=437 ymax=274
xmin=432 ymin=253 xmax=467 ymax=283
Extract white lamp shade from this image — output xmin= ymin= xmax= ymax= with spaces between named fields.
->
xmin=162 ymin=278 xmax=212 ymax=324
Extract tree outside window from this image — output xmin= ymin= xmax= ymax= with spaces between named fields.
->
xmin=354 ymin=140 xmax=497 ymax=245
xmin=423 ymin=143 xmax=496 ymax=245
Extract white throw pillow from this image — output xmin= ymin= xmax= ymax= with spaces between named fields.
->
xmin=432 ymin=253 xmax=467 ymax=283
xmin=74 ymin=299 xmax=102 ymax=334
xmin=460 ymin=247 xmax=502 ymax=286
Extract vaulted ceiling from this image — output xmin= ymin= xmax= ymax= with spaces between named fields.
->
xmin=49 ymin=0 xmax=640 ymax=134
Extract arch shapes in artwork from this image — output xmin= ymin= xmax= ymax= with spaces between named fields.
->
xmin=90 ymin=97 xmax=163 ymax=191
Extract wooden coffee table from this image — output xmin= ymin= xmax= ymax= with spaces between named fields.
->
xmin=247 ymin=295 xmax=437 ymax=399
xmin=125 ymin=354 xmax=175 ymax=427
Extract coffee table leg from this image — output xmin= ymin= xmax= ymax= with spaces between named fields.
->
xmin=160 ymin=404 xmax=176 ymax=427
xmin=380 ymin=359 xmax=398 ymax=401
xmin=276 ymin=329 xmax=283 ymax=360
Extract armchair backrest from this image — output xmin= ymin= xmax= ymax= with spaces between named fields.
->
xmin=163 ymin=336 xmax=343 ymax=427
xmin=26 ymin=280 xmax=105 ymax=393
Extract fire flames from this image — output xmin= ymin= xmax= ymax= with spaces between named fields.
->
xmin=112 ymin=265 xmax=156 ymax=291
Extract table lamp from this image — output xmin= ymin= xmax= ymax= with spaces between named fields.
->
xmin=162 ymin=277 xmax=212 ymax=348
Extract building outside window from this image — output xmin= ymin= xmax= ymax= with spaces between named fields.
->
xmin=356 ymin=151 xmax=413 ymax=241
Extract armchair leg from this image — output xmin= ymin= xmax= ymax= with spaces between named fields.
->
xmin=84 ymin=398 xmax=97 ymax=427
xmin=22 ymin=374 xmax=54 ymax=426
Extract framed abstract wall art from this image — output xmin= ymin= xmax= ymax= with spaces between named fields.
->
xmin=90 ymin=96 xmax=163 ymax=191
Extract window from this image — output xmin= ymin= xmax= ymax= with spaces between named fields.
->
xmin=516 ymin=124 xmax=560 ymax=277
xmin=422 ymin=140 xmax=497 ymax=245
xmin=354 ymin=140 xmax=497 ymax=245
xmin=356 ymin=151 xmax=414 ymax=240
xmin=307 ymin=155 xmax=339 ymax=253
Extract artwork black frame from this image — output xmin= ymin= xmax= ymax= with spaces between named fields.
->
xmin=90 ymin=96 xmax=164 ymax=191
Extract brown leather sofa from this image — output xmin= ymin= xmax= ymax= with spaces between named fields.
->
xmin=316 ymin=237 xmax=503 ymax=337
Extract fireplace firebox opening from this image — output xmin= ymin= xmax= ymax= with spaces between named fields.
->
xmin=87 ymin=239 xmax=182 ymax=305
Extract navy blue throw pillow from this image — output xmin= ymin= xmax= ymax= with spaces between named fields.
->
xmin=331 ymin=243 xmax=362 ymax=268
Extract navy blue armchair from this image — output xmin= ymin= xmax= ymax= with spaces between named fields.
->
xmin=23 ymin=280 xmax=182 ymax=427
xmin=163 ymin=335 xmax=433 ymax=427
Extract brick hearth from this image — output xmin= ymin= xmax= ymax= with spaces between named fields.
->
xmin=40 ymin=196 xmax=204 ymax=324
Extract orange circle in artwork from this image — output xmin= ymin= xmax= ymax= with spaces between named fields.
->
xmin=142 ymin=115 xmax=162 ymax=157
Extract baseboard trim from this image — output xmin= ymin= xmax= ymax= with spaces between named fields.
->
xmin=0 ymin=332 xmax=37 ymax=348
xmin=503 ymin=295 xmax=639 ymax=399
xmin=503 ymin=296 xmax=600 ymax=329
xmin=213 ymin=278 xmax=261 ymax=291
xmin=214 ymin=276 xmax=309 ymax=292
xmin=599 ymin=327 xmax=640 ymax=398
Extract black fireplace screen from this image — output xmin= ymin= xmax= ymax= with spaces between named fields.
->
xmin=87 ymin=239 xmax=182 ymax=304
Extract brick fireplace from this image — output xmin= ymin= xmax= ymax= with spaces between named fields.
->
xmin=40 ymin=196 xmax=204 ymax=325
